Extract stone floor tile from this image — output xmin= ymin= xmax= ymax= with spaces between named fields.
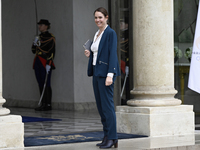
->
xmin=195 ymin=144 xmax=200 ymax=150
xmin=177 ymin=146 xmax=187 ymax=150
xmin=162 ymin=148 xmax=173 ymax=150
xmin=186 ymin=145 xmax=196 ymax=150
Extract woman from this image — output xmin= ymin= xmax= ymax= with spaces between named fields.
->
xmin=84 ymin=7 xmax=120 ymax=149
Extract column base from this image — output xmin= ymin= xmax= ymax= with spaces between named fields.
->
xmin=116 ymin=105 xmax=194 ymax=137
xmin=0 ymin=107 xmax=10 ymax=115
xmin=128 ymin=89 xmax=182 ymax=107
xmin=127 ymin=99 xmax=182 ymax=107
xmin=0 ymin=96 xmax=10 ymax=115
xmin=0 ymin=115 xmax=24 ymax=148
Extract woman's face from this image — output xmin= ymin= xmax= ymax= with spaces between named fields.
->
xmin=94 ymin=11 xmax=108 ymax=29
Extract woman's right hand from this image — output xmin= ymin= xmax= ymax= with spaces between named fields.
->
xmin=84 ymin=50 xmax=90 ymax=58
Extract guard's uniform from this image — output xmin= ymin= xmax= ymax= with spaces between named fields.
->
xmin=32 ymin=31 xmax=55 ymax=111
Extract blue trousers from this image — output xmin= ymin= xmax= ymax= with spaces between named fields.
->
xmin=34 ymin=57 xmax=52 ymax=88
xmin=92 ymin=66 xmax=117 ymax=140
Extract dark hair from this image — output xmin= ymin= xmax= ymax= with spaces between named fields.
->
xmin=94 ymin=7 xmax=108 ymax=17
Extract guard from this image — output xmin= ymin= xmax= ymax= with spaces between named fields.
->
xmin=32 ymin=19 xmax=56 ymax=111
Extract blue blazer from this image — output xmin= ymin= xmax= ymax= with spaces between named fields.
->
xmin=87 ymin=25 xmax=120 ymax=77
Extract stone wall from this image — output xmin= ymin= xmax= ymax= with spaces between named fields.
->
xmin=2 ymin=0 xmax=108 ymax=110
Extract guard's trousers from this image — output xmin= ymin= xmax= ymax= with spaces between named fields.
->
xmin=34 ymin=57 xmax=52 ymax=88
xmin=34 ymin=57 xmax=52 ymax=105
xmin=92 ymin=66 xmax=117 ymax=140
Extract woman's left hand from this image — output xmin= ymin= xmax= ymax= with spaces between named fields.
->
xmin=105 ymin=76 xmax=113 ymax=86
xmin=84 ymin=50 xmax=90 ymax=58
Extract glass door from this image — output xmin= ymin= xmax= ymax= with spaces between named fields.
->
xmin=174 ymin=0 xmax=200 ymax=116
xmin=119 ymin=0 xmax=133 ymax=105
xmin=109 ymin=0 xmax=133 ymax=105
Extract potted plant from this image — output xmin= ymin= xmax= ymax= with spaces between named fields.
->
xmin=184 ymin=47 xmax=192 ymax=62
xmin=174 ymin=46 xmax=183 ymax=62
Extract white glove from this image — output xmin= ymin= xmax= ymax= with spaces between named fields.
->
xmin=46 ymin=65 xmax=51 ymax=73
xmin=33 ymin=36 xmax=40 ymax=46
xmin=33 ymin=42 xmax=37 ymax=46
xmin=125 ymin=66 xmax=129 ymax=75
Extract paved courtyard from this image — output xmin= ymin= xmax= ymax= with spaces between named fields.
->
xmin=1 ymin=107 xmax=200 ymax=150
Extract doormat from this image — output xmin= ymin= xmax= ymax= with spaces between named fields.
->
xmin=22 ymin=116 xmax=62 ymax=123
xmin=24 ymin=131 xmax=148 ymax=147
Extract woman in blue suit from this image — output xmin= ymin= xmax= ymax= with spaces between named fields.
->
xmin=84 ymin=7 xmax=120 ymax=149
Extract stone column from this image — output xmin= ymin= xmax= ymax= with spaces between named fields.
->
xmin=127 ymin=0 xmax=181 ymax=107
xmin=0 ymin=0 xmax=9 ymax=115
xmin=116 ymin=0 xmax=194 ymax=137
xmin=0 ymin=28 xmax=10 ymax=115
xmin=0 ymin=1 xmax=24 ymax=148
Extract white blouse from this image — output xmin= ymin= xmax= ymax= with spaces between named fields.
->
xmin=91 ymin=25 xmax=113 ymax=78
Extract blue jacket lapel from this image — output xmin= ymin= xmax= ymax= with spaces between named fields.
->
xmin=97 ymin=26 xmax=110 ymax=61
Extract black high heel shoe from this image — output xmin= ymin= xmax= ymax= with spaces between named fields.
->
xmin=96 ymin=136 xmax=107 ymax=146
xmin=99 ymin=139 xmax=118 ymax=149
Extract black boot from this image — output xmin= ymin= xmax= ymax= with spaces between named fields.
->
xmin=96 ymin=136 xmax=107 ymax=146
xmin=35 ymin=87 xmax=46 ymax=111
xmin=99 ymin=139 xmax=118 ymax=149
xmin=40 ymin=87 xmax=52 ymax=111
xmin=46 ymin=87 xmax=52 ymax=110
xmin=35 ymin=103 xmax=45 ymax=111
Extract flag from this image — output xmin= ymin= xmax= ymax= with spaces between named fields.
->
xmin=188 ymin=1 xmax=200 ymax=93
